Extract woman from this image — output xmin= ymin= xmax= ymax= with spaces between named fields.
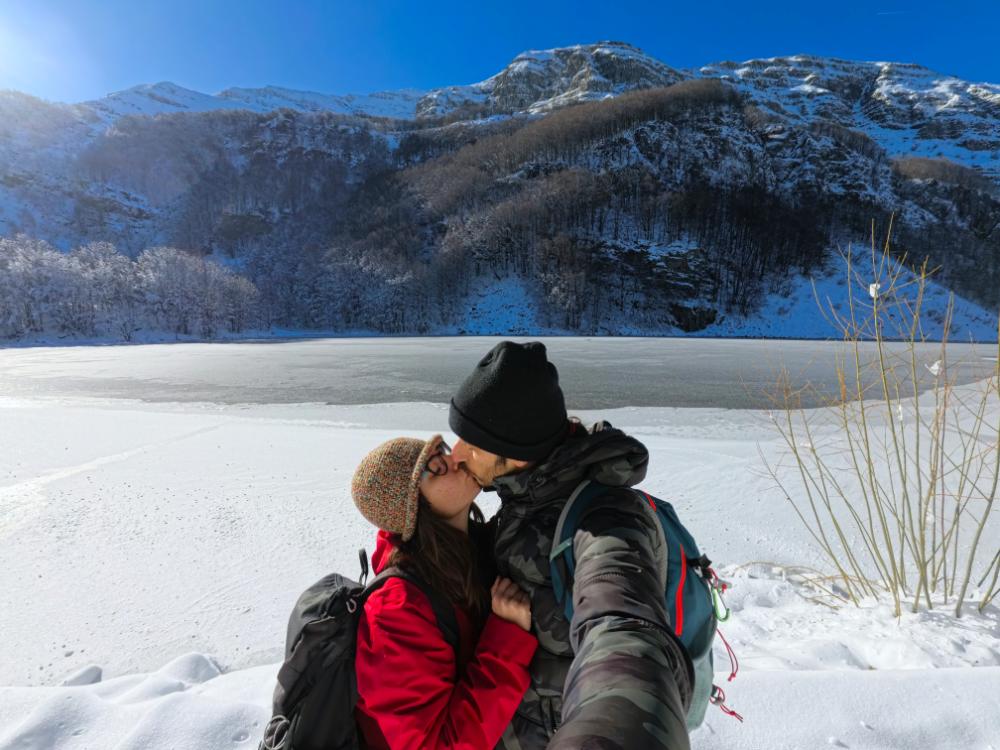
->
xmin=351 ymin=434 xmax=537 ymax=749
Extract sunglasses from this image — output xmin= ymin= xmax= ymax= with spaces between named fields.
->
xmin=420 ymin=440 xmax=451 ymax=481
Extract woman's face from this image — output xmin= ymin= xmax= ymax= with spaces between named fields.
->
xmin=418 ymin=438 xmax=481 ymax=524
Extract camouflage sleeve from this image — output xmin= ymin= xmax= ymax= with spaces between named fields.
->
xmin=547 ymin=494 xmax=693 ymax=750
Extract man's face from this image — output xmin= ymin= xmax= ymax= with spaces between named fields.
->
xmin=451 ymin=439 xmax=529 ymax=488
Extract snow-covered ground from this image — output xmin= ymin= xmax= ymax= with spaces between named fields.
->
xmin=0 ymin=349 xmax=998 ymax=749
xmin=698 ymin=248 xmax=1000 ymax=342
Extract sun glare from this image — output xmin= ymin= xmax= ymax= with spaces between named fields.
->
xmin=0 ymin=10 xmax=94 ymax=102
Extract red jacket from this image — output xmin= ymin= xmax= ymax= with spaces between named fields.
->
xmin=355 ymin=530 xmax=537 ymax=750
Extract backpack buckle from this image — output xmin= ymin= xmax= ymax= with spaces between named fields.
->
xmin=358 ymin=548 xmax=370 ymax=585
xmin=694 ymin=554 xmax=713 ymax=578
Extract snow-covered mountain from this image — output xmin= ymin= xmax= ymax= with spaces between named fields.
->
xmin=698 ymin=55 xmax=1000 ymax=181
xmin=82 ymin=81 xmax=427 ymax=122
xmin=19 ymin=41 xmax=684 ymax=124
xmin=0 ymin=42 xmax=998 ymax=340
xmin=56 ymin=45 xmax=999 ymax=182
xmin=84 ymin=82 xmax=252 ymax=121
xmin=4 ymin=42 xmax=997 ymax=189
xmin=75 ymin=46 xmax=997 ymax=175
xmin=8 ymin=42 xmax=997 ymax=171
xmin=414 ymin=41 xmax=684 ymax=118
xmin=217 ymin=85 xmax=425 ymax=119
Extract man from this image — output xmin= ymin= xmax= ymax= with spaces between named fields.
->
xmin=450 ymin=341 xmax=692 ymax=750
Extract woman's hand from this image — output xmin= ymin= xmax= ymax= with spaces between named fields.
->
xmin=491 ymin=577 xmax=532 ymax=632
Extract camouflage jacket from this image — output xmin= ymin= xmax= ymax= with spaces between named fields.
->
xmin=489 ymin=421 xmax=693 ymax=750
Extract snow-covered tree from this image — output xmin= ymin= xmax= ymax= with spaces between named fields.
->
xmin=0 ymin=236 xmax=261 ymax=341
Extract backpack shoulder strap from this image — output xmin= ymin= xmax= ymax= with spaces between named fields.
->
xmin=548 ymin=480 xmax=664 ymax=621
xmin=550 ymin=480 xmax=598 ymax=569
xmin=549 ymin=479 xmax=609 ymax=619
xmin=360 ymin=566 xmax=460 ymax=656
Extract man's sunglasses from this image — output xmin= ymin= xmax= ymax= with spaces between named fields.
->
xmin=421 ymin=441 xmax=452 ymax=481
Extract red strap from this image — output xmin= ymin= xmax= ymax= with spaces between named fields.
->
xmin=717 ymin=628 xmax=739 ymax=682
xmin=641 ymin=490 xmax=687 ymax=637
xmin=674 ymin=547 xmax=687 ymax=636
xmin=641 ymin=490 xmax=656 ymax=510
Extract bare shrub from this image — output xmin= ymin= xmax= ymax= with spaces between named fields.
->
xmin=763 ymin=221 xmax=1000 ymax=617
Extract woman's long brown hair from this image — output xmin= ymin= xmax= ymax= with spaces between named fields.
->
xmin=388 ymin=499 xmax=490 ymax=620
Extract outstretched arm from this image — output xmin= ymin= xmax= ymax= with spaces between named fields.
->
xmin=548 ymin=495 xmax=693 ymax=750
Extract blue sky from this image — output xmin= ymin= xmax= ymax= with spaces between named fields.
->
xmin=1 ymin=0 xmax=997 ymax=102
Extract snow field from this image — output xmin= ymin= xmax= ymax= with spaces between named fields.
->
xmin=1 ymin=385 xmax=998 ymax=748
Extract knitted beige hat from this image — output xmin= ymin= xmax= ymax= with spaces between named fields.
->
xmin=351 ymin=434 xmax=442 ymax=541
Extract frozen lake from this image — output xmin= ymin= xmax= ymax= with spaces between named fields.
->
xmin=0 ymin=336 xmax=995 ymax=408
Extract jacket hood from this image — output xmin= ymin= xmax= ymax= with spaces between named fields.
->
xmin=370 ymin=529 xmax=398 ymax=575
xmin=491 ymin=421 xmax=648 ymax=505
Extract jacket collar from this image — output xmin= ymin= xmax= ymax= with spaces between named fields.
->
xmin=491 ymin=421 xmax=649 ymax=506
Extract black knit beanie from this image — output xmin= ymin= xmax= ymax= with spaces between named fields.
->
xmin=449 ymin=341 xmax=568 ymax=461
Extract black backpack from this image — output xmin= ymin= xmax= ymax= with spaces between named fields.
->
xmin=258 ymin=550 xmax=459 ymax=750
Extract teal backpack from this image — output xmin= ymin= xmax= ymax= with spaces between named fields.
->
xmin=549 ymin=480 xmax=738 ymax=729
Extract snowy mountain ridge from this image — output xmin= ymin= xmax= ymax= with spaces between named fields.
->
xmin=43 ymin=42 xmax=997 ymax=181
xmin=8 ymin=41 xmax=996 ymax=175
xmin=83 ymin=81 xmax=427 ymax=122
